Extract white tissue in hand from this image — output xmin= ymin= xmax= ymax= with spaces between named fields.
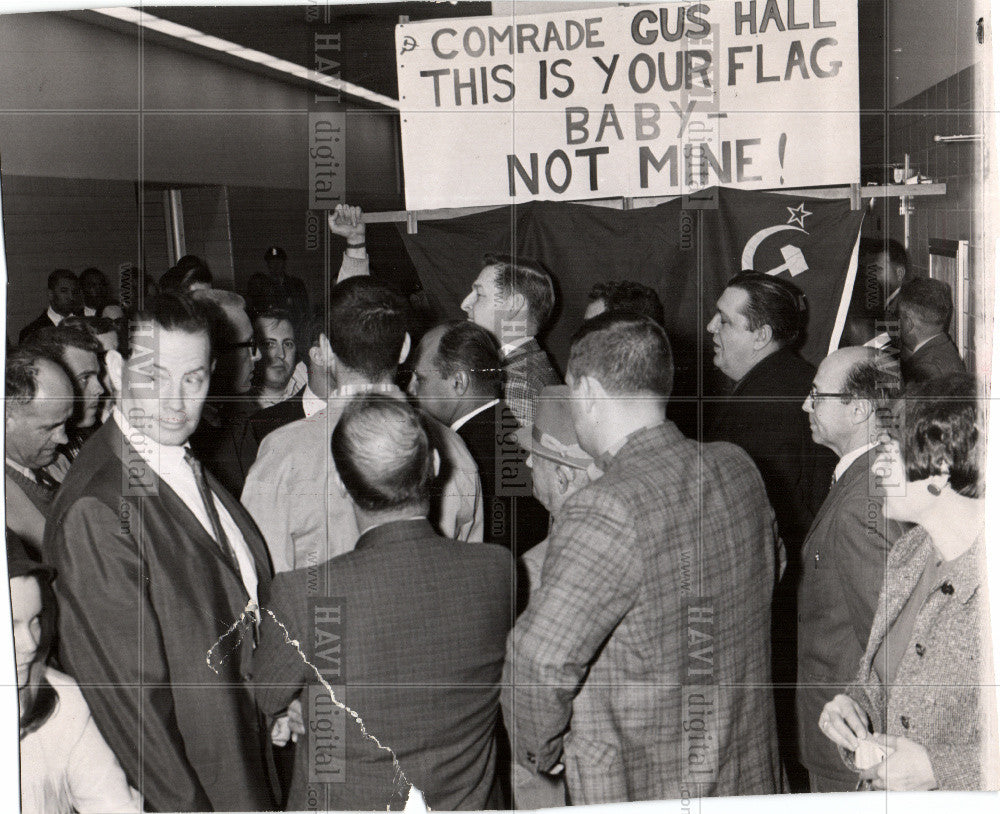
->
xmin=854 ymin=737 xmax=889 ymax=769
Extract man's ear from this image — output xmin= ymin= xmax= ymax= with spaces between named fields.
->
xmin=554 ymin=464 xmax=571 ymax=494
xmin=507 ymin=291 xmax=527 ymax=323
xmin=431 ymin=448 xmax=441 ymax=478
xmin=452 ymin=369 xmax=470 ymax=397
xmin=575 ymin=374 xmax=604 ymax=413
xmin=106 ymin=349 xmax=124 ymax=394
xmin=753 ymin=323 xmax=774 ymax=350
xmin=399 ymin=333 xmax=411 ymax=365
xmin=316 ymin=333 xmax=338 ymax=373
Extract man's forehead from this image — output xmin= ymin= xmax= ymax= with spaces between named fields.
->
xmin=132 ymin=325 xmax=210 ymax=360
xmin=62 ymin=345 xmax=100 ymax=373
xmin=258 ymin=317 xmax=294 ymax=335
xmin=717 ymin=286 xmax=747 ymax=314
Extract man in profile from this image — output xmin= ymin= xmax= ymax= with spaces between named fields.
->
xmin=253 ymin=394 xmax=512 ymax=811
xmin=898 ymin=277 xmax=966 ymax=384
xmin=44 ymin=292 xmax=276 ymax=812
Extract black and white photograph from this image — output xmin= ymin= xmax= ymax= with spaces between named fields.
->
xmin=1 ymin=1 xmax=997 ymax=812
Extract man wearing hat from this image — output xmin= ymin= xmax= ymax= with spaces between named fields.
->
xmin=245 ymin=245 xmax=309 ymax=329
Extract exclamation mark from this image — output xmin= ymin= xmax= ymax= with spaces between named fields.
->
xmin=778 ymin=133 xmax=787 ymax=184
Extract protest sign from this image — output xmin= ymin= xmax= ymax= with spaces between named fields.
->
xmin=396 ymin=1 xmax=859 ymax=209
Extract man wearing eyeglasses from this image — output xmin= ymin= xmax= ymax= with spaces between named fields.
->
xmin=796 ymin=346 xmax=904 ymax=792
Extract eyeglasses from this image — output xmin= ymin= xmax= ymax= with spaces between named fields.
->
xmin=807 ymin=385 xmax=851 ymax=407
xmin=224 ymin=339 xmax=259 ymax=354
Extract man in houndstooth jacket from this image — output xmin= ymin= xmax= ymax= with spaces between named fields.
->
xmin=504 ymin=312 xmax=785 ymax=803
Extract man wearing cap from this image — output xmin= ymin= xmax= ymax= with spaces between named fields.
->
xmin=245 ymin=245 xmax=310 ymax=329
xmin=505 ymin=312 xmax=783 ymax=803
xmin=504 ymin=384 xmax=593 ymax=809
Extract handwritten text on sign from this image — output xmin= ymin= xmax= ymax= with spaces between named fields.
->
xmin=395 ymin=1 xmax=859 ymax=209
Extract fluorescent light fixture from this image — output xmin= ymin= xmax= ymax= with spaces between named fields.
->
xmin=92 ymin=6 xmax=401 ymax=110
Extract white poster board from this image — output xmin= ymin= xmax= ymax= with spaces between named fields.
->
xmin=396 ymin=0 xmax=860 ymax=210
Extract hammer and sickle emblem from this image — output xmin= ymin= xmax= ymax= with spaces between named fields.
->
xmin=400 ymin=36 xmax=417 ymax=54
xmin=741 ymin=225 xmax=810 ymax=278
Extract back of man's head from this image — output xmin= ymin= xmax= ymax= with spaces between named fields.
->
xmin=327 ymin=277 xmax=407 ymax=381
xmin=24 ymin=324 xmax=102 ymax=367
xmin=841 ymin=348 xmax=901 ymax=418
xmin=331 ymin=393 xmax=433 ymax=513
xmin=568 ymin=312 xmax=673 ymax=400
xmin=484 ymin=253 xmax=555 ymax=333
xmin=6 ymin=347 xmax=46 ymax=410
xmin=123 ymin=291 xmax=211 ymax=359
xmin=587 ymin=280 xmax=665 ymax=327
xmin=434 ymin=320 xmax=503 ymax=399
xmin=726 ymin=272 xmax=806 ymax=349
xmin=898 ymin=277 xmax=953 ymax=333
xmin=47 ymin=268 xmax=76 ymax=290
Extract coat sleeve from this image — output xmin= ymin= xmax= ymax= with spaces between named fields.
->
xmin=251 ymin=574 xmax=311 ymax=719
xmin=503 ymin=489 xmax=641 ymax=772
xmin=49 ymin=497 xmax=213 ymax=812
xmin=241 ymin=434 xmax=294 ymax=573
xmin=336 ymin=251 xmax=370 ymax=282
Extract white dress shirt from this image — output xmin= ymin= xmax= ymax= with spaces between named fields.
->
xmin=301 ymin=382 xmax=326 ymax=419
xmin=451 ymin=398 xmax=500 ymax=432
xmin=834 ymin=441 xmax=879 ymax=483
xmin=500 ymin=335 xmax=533 ymax=357
xmin=5 ymin=456 xmax=37 ymax=482
xmin=46 ymin=306 xmax=65 ymax=326
xmin=112 ymin=408 xmax=259 ymax=607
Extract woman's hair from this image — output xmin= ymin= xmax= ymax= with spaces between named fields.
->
xmin=903 ymin=372 xmax=983 ymax=498
xmin=17 ymin=571 xmax=58 ymax=739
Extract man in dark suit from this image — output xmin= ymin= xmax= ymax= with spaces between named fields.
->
xmin=797 ymin=346 xmax=905 ymax=792
xmin=44 ymin=292 xmax=277 ymax=812
xmin=506 ymin=313 xmax=784 ymax=803
xmin=898 ymin=277 xmax=966 ymax=385
xmin=409 ymin=320 xmax=548 ymax=554
xmin=252 ymin=393 xmax=512 ymax=811
xmin=19 ymin=268 xmax=84 ymax=343
xmin=460 ymin=254 xmax=560 ymax=429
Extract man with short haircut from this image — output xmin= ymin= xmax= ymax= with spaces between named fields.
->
xmin=409 ymin=320 xmax=546 ymax=552
xmin=243 ymin=277 xmax=483 ymax=573
xmin=79 ymin=267 xmax=111 ymax=313
xmin=797 ymin=347 xmax=905 ymax=792
xmin=25 ymin=324 xmax=106 ymax=462
xmin=461 ymin=254 xmax=560 ymax=429
xmin=252 ymin=307 xmax=300 ymax=409
xmin=583 ymin=280 xmax=665 ymax=326
xmin=4 ymin=350 xmax=75 ymax=557
xmin=19 ymin=269 xmax=84 ymax=342
xmin=44 ymin=292 xmax=277 ymax=812
xmin=506 ymin=312 xmax=783 ymax=803
xmin=253 ymin=394 xmax=512 ymax=811
xmin=897 ymin=277 xmax=965 ymax=384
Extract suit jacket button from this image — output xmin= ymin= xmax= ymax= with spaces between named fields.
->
xmin=941 ymin=581 xmax=955 ymax=595
xmin=900 ymin=715 xmax=910 ymax=729
xmin=915 ymin=643 xmax=925 ymax=657
xmin=242 ymin=672 xmax=253 ymax=682
xmin=526 ymin=751 xmax=537 ymax=765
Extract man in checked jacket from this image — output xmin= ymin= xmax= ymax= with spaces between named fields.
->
xmin=503 ymin=311 xmax=785 ymax=803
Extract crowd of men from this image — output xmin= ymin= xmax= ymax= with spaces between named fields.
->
xmin=5 ymin=209 xmax=969 ymax=810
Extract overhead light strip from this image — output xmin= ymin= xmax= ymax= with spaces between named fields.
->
xmin=93 ymin=6 xmax=401 ymax=110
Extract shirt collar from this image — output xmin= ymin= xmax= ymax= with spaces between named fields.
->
xmin=83 ymin=305 xmax=97 ymax=317
xmin=333 ymin=381 xmax=399 ymax=400
xmin=451 ymin=398 xmax=500 ymax=432
xmin=911 ymin=332 xmax=944 ymax=355
xmin=585 ymin=420 xmax=667 ymax=480
xmin=834 ymin=441 xmax=879 ymax=482
xmin=5 ymin=457 xmax=36 ymax=481
xmin=301 ymin=382 xmax=326 ymax=419
xmin=46 ymin=306 xmax=65 ymax=326
xmin=500 ymin=335 xmax=533 ymax=357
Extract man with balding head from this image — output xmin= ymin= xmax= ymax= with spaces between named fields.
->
xmin=797 ymin=347 xmax=905 ymax=791
xmin=253 ymin=393 xmax=512 ymax=811
xmin=4 ymin=349 xmax=75 ymax=556
xmin=897 ymin=277 xmax=966 ymax=384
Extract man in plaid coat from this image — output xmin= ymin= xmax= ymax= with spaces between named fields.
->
xmin=503 ymin=312 xmax=785 ymax=803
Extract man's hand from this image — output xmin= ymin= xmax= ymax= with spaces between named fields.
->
xmin=270 ymin=698 xmax=305 ymax=746
xmin=819 ymin=693 xmax=870 ymax=751
xmin=329 ymin=204 xmax=365 ymax=244
xmin=860 ymin=734 xmax=937 ymax=791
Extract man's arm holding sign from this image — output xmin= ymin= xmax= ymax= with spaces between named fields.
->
xmin=329 ymin=204 xmax=370 ymax=282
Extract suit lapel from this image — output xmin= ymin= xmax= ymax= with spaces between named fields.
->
xmin=207 ymin=467 xmax=273 ymax=584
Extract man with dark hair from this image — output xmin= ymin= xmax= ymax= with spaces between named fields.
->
xmin=409 ymin=320 xmax=547 ymax=552
xmin=253 ymin=394 xmax=511 ymax=811
xmin=897 ymin=277 xmax=965 ymax=384
xmin=461 ymin=254 xmax=560 ymax=429
xmin=79 ymin=267 xmax=111 ymax=313
xmin=23 ymin=324 xmax=106 ymax=468
xmin=4 ymin=349 xmax=75 ymax=557
xmin=252 ymin=307 xmax=300 ymax=409
xmin=159 ymin=255 xmax=213 ymax=294
xmin=44 ymin=292 xmax=277 ymax=812
xmin=797 ymin=347 xmax=905 ymax=792
xmin=506 ymin=311 xmax=784 ymax=803
xmin=19 ymin=269 xmax=84 ymax=342
xmin=584 ymin=280 xmax=665 ymax=327
xmin=843 ymin=238 xmax=912 ymax=347
xmin=243 ymin=277 xmax=483 ymax=573
xmin=704 ymin=273 xmax=835 ymax=755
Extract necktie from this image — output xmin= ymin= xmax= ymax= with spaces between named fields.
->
xmin=32 ymin=468 xmax=60 ymax=491
xmin=183 ymin=449 xmax=240 ymax=575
